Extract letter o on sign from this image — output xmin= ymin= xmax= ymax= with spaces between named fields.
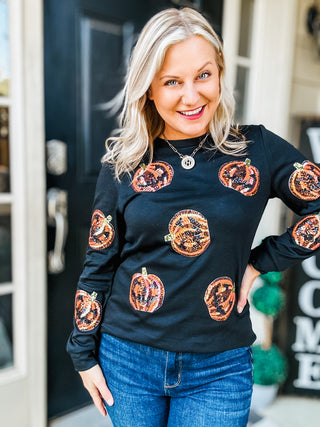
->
xmin=298 ymin=280 xmax=320 ymax=317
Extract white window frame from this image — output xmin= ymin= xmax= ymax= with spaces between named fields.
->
xmin=223 ymin=0 xmax=298 ymax=136
xmin=0 ymin=0 xmax=27 ymax=384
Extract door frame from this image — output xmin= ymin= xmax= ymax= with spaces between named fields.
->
xmin=0 ymin=0 xmax=46 ymax=426
xmin=24 ymin=0 xmax=47 ymax=425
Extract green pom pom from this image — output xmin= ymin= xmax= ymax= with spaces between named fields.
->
xmin=252 ymin=284 xmax=285 ymax=316
xmin=252 ymin=344 xmax=288 ymax=385
xmin=261 ymin=271 xmax=282 ymax=286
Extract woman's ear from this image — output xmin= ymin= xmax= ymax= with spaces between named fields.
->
xmin=147 ymin=87 xmax=153 ymax=100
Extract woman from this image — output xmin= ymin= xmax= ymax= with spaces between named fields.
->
xmin=67 ymin=7 xmax=320 ymax=427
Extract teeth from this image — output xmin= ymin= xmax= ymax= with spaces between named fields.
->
xmin=180 ymin=106 xmax=203 ymax=116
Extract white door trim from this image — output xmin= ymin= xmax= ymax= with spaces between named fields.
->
xmin=23 ymin=0 xmax=47 ymax=425
xmin=0 ymin=0 xmax=46 ymax=426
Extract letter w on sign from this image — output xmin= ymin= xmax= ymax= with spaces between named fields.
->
xmin=307 ymin=128 xmax=320 ymax=163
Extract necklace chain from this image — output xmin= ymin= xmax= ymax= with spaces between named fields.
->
xmin=163 ymin=133 xmax=209 ymax=160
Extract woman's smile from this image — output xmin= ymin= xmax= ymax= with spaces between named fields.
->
xmin=178 ymin=105 xmax=206 ymax=119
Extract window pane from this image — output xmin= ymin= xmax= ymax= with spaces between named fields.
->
xmin=0 ymin=0 xmax=9 ymax=97
xmin=0 ymin=106 xmax=10 ymax=192
xmin=238 ymin=0 xmax=254 ymax=58
xmin=0 ymin=293 xmax=13 ymax=369
xmin=0 ymin=206 xmax=11 ymax=283
xmin=234 ymin=65 xmax=250 ymax=123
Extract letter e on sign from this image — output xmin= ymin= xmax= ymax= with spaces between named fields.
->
xmin=294 ymin=353 xmax=320 ymax=390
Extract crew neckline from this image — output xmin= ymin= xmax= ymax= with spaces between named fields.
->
xmin=156 ymin=133 xmax=210 ymax=149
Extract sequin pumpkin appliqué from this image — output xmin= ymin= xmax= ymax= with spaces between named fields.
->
xmin=129 ymin=267 xmax=165 ymax=312
xmin=219 ymin=158 xmax=260 ymax=196
xmin=204 ymin=276 xmax=235 ymax=321
xmin=164 ymin=209 xmax=211 ymax=257
xmin=289 ymin=161 xmax=320 ymax=200
xmin=132 ymin=161 xmax=174 ymax=192
xmin=74 ymin=290 xmax=102 ymax=331
xmin=89 ymin=209 xmax=115 ymax=250
xmin=292 ymin=213 xmax=320 ymax=250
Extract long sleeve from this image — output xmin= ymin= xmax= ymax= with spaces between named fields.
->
xmin=66 ymin=164 xmax=122 ymax=371
xmin=249 ymin=125 xmax=320 ymax=274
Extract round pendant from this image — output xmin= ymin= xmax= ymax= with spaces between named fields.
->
xmin=181 ymin=156 xmax=195 ymax=170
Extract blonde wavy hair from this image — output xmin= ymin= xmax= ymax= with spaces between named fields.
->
xmin=102 ymin=7 xmax=247 ymax=179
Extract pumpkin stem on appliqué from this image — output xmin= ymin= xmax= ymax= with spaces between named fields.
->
xmin=105 ymin=215 xmax=112 ymax=224
xmin=164 ymin=233 xmax=175 ymax=242
xmin=94 ymin=215 xmax=112 ymax=236
xmin=90 ymin=291 xmax=98 ymax=301
xmin=245 ymin=158 xmax=251 ymax=166
xmin=293 ymin=162 xmax=303 ymax=170
xmin=79 ymin=291 xmax=98 ymax=319
xmin=139 ymin=163 xmax=147 ymax=169
xmin=141 ymin=267 xmax=148 ymax=278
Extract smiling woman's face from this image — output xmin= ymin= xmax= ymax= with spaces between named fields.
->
xmin=149 ymin=35 xmax=220 ymax=140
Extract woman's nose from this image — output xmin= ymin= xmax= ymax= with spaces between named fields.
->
xmin=181 ymin=83 xmax=200 ymax=106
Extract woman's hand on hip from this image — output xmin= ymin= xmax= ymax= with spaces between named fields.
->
xmin=237 ymin=264 xmax=260 ymax=314
xmin=79 ymin=364 xmax=114 ymax=416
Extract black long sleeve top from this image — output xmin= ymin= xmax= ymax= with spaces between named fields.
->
xmin=67 ymin=125 xmax=320 ymax=371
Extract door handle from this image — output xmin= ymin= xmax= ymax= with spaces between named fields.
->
xmin=47 ymin=188 xmax=68 ymax=274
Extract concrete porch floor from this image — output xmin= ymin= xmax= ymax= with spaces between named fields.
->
xmin=49 ymin=395 xmax=320 ymax=427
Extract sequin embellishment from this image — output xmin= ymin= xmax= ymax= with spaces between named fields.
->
xmin=132 ymin=161 xmax=174 ymax=192
xmin=74 ymin=290 xmax=102 ymax=331
xmin=204 ymin=276 xmax=235 ymax=321
xmin=219 ymin=158 xmax=260 ymax=196
xmin=89 ymin=209 xmax=115 ymax=250
xmin=289 ymin=161 xmax=320 ymax=200
xmin=130 ymin=267 xmax=165 ymax=312
xmin=292 ymin=213 xmax=320 ymax=250
xmin=164 ymin=209 xmax=210 ymax=257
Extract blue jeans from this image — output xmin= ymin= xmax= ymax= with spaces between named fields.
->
xmin=99 ymin=333 xmax=253 ymax=427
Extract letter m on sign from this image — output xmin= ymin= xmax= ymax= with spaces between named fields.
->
xmin=292 ymin=316 xmax=320 ymax=353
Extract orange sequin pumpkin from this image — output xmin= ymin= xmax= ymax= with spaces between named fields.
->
xmin=129 ymin=267 xmax=165 ymax=312
xmin=219 ymin=158 xmax=260 ymax=196
xmin=292 ymin=213 xmax=320 ymax=250
xmin=164 ymin=210 xmax=210 ymax=257
xmin=89 ymin=209 xmax=115 ymax=250
xmin=74 ymin=290 xmax=102 ymax=331
xmin=289 ymin=161 xmax=320 ymax=200
xmin=204 ymin=276 xmax=235 ymax=321
xmin=132 ymin=161 xmax=174 ymax=192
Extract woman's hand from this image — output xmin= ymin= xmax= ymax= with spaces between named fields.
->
xmin=237 ymin=264 xmax=261 ymax=313
xmin=79 ymin=364 xmax=114 ymax=417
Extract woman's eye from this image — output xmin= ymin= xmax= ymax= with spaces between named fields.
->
xmin=165 ymin=80 xmax=178 ymax=86
xmin=199 ymin=72 xmax=210 ymax=80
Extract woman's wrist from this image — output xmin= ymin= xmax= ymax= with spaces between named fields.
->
xmin=248 ymin=263 xmax=261 ymax=278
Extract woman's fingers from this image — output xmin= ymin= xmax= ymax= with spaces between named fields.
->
xmin=237 ymin=264 xmax=260 ymax=313
xmin=237 ymin=287 xmax=248 ymax=314
xmin=79 ymin=364 xmax=114 ymax=417
xmin=96 ymin=375 xmax=114 ymax=406
xmin=90 ymin=387 xmax=108 ymax=417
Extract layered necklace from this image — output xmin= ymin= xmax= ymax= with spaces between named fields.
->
xmin=163 ymin=132 xmax=209 ymax=170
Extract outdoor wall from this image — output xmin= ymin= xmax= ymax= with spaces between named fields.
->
xmin=280 ymin=0 xmax=320 ymax=398
xmin=291 ymin=0 xmax=320 ymax=117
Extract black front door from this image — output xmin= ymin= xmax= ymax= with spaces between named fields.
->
xmin=44 ymin=0 xmax=223 ymax=418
